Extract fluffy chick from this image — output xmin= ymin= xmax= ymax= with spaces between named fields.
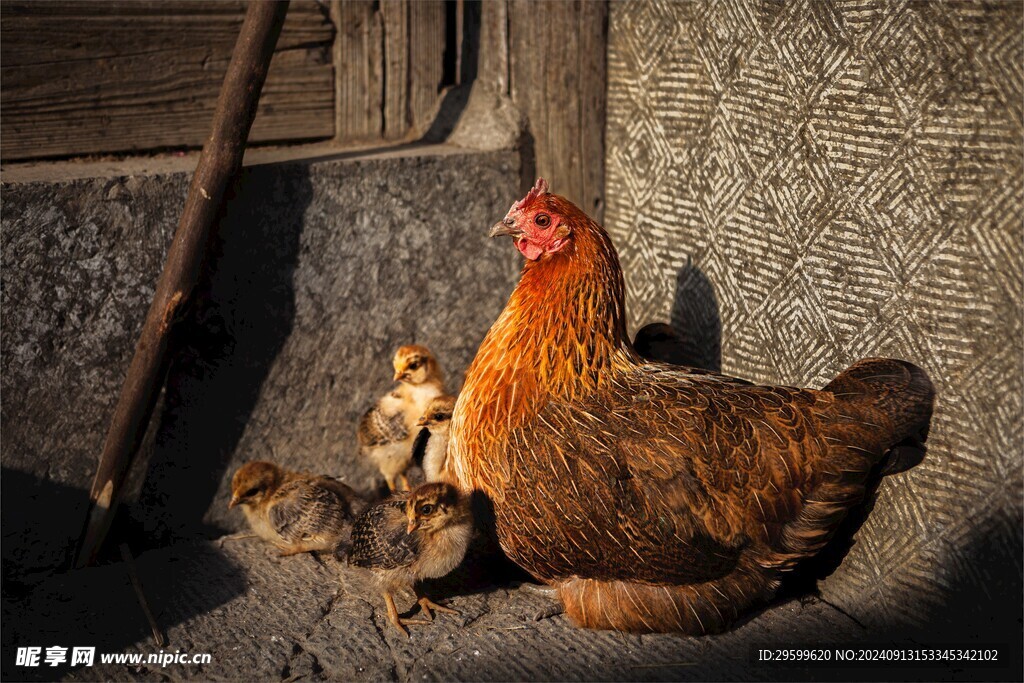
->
xmin=358 ymin=345 xmax=445 ymax=492
xmin=229 ymin=461 xmax=366 ymax=556
xmin=415 ymin=395 xmax=457 ymax=483
xmin=344 ymin=482 xmax=472 ymax=636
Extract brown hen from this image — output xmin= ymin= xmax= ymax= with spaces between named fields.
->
xmin=447 ymin=179 xmax=934 ymax=634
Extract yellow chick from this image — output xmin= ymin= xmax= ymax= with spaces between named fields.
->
xmin=358 ymin=345 xmax=445 ymax=491
xmin=415 ymin=395 xmax=457 ymax=483
xmin=229 ymin=461 xmax=366 ymax=556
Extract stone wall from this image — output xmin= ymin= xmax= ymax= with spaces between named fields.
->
xmin=605 ymin=0 xmax=1022 ymax=633
xmin=1 ymin=148 xmax=521 ymax=575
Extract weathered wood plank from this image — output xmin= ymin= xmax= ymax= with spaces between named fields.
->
xmin=576 ymin=0 xmax=608 ymax=221
xmin=0 ymin=0 xmax=335 ymax=161
xmin=507 ymin=0 xmax=606 ymax=221
xmin=408 ymin=0 xmax=446 ymax=136
xmin=332 ymin=0 xmax=383 ymax=142
xmin=380 ymin=0 xmax=409 ymax=140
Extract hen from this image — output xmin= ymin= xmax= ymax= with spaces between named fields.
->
xmin=447 ymin=179 xmax=934 ymax=634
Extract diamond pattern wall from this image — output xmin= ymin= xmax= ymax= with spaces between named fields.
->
xmin=606 ymin=0 xmax=1022 ymax=631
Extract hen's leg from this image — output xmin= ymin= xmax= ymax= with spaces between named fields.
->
xmin=517 ymin=582 xmax=563 ymax=620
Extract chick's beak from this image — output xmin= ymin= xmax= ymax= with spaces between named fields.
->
xmin=407 ymin=520 xmax=420 ymax=534
xmin=489 ymin=217 xmax=522 ymax=238
xmin=416 ymin=416 xmax=428 ymax=427
xmin=228 ymin=494 xmax=241 ymax=509
xmin=393 ymin=371 xmax=407 ymax=382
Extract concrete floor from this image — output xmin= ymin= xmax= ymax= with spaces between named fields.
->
xmin=9 ymin=535 xmax=1005 ymax=682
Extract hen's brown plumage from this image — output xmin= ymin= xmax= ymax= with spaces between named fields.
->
xmin=448 ymin=179 xmax=934 ymax=634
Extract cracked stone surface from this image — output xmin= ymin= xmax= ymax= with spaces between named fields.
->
xmin=10 ymin=537 xmax=1008 ymax=682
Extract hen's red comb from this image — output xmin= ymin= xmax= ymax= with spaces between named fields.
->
xmin=512 ymin=178 xmax=549 ymax=211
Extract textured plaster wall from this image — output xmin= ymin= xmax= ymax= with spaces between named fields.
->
xmin=1 ymin=148 xmax=521 ymax=575
xmin=605 ymin=0 xmax=1022 ymax=631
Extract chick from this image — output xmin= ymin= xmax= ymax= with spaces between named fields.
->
xmin=344 ymin=482 xmax=472 ymax=636
xmin=415 ymin=395 xmax=457 ymax=483
xmin=229 ymin=461 xmax=366 ymax=556
xmin=358 ymin=345 xmax=446 ymax=492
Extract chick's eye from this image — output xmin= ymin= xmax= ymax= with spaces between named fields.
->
xmin=408 ymin=360 xmax=422 ymax=370
xmin=535 ymin=213 xmax=551 ymax=228
xmin=244 ymin=487 xmax=259 ymax=498
xmin=419 ymin=504 xmax=434 ymax=515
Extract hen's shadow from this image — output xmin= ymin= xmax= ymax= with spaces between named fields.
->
xmin=634 ymin=262 xmax=721 ymax=372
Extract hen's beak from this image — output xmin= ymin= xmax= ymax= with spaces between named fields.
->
xmin=489 ymin=218 xmax=522 ymax=238
xmin=228 ymin=494 xmax=241 ymax=509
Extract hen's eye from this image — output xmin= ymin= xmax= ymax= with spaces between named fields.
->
xmin=535 ymin=213 xmax=551 ymax=228
xmin=419 ymin=504 xmax=434 ymax=515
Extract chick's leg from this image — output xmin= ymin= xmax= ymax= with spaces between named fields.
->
xmin=383 ymin=592 xmax=431 ymax=637
xmin=398 ymin=473 xmax=410 ymax=492
xmin=384 ymin=592 xmax=409 ymax=637
xmin=418 ymin=596 xmax=459 ymax=620
xmin=216 ymin=532 xmax=257 ymax=548
xmin=384 ymin=475 xmax=397 ymax=493
xmin=278 ymin=540 xmax=320 ymax=557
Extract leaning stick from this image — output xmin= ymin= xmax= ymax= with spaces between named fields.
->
xmin=75 ymin=1 xmax=291 ymax=568
xmin=120 ymin=543 xmax=167 ymax=647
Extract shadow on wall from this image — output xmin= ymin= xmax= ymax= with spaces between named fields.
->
xmin=421 ymin=0 xmax=480 ymax=144
xmin=130 ymin=166 xmax=312 ymax=546
xmin=634 ymin=261 xmax=722 ymax=372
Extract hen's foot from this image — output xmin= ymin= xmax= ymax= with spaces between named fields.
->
xmin=518 ymin=582 xmax=558 ymax=597
xmin=532 ymin=602 xmax=565 ymax=621
xmin=517 ymin=581 xmax=563 ymax=620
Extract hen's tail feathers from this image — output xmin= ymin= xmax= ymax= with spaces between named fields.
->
xmin=823 ymin=357 xmax=935 ymax=459
xmin=769 ymin=359 xmax=934 ymax=569
xmin=557 ymin=564 xmax=777 ymax=634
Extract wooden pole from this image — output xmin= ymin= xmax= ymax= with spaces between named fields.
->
xmin=75 ymin=1 xmax=291 ymax=568
xmin=120 ymin=543 xmax=167 ymax=647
